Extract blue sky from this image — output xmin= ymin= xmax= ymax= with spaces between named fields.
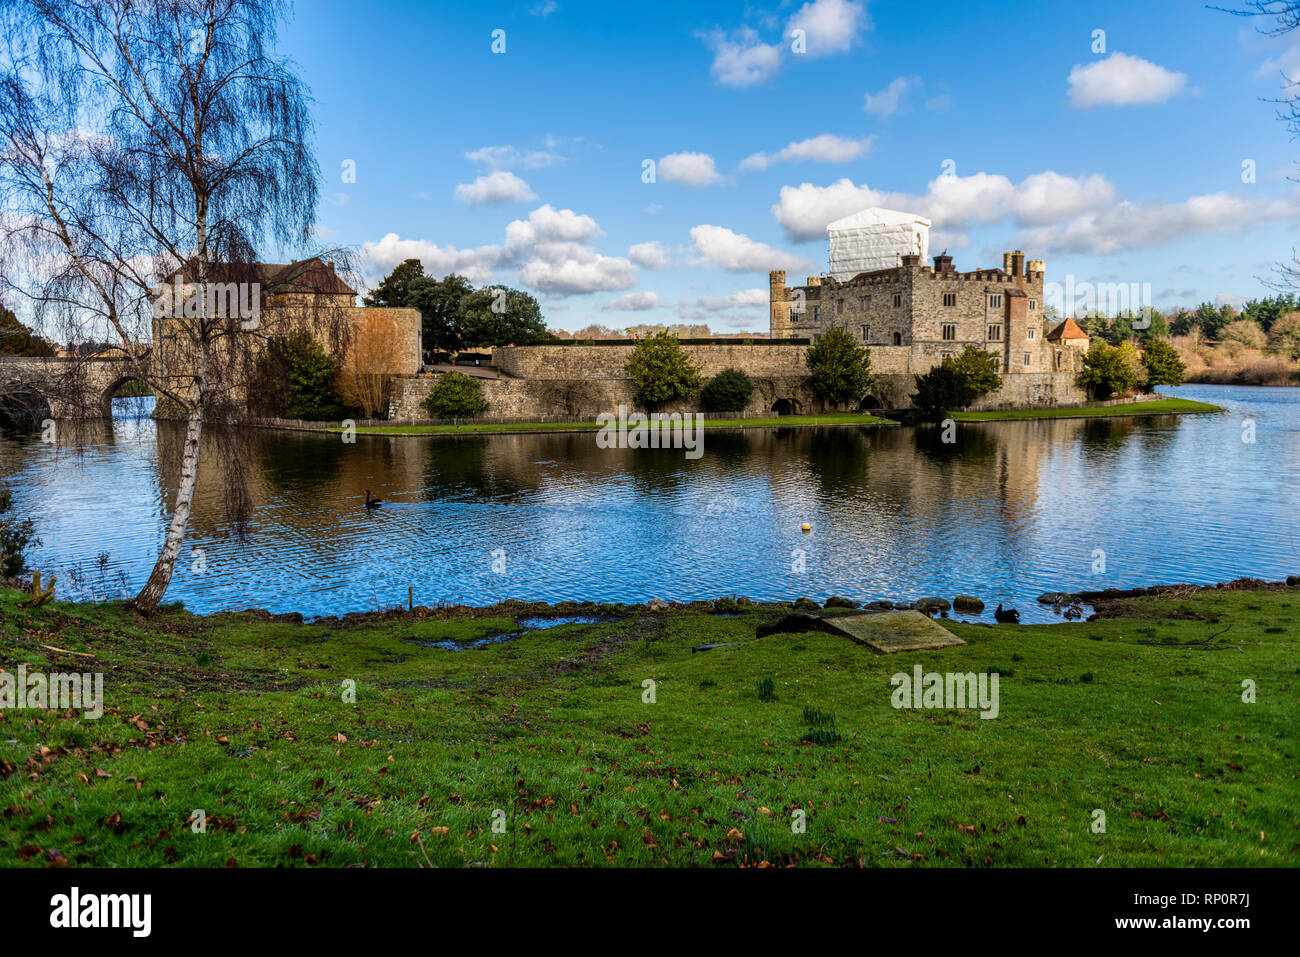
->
xmin=280 ymin=0 xmax=1300 ymax=331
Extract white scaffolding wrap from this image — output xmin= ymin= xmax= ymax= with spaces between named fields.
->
xmin=826 ymin=207 xmax=931 ymax=281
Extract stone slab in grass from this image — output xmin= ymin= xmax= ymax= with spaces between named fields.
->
xmin=756 ymin=610 xmax=966 ymax=653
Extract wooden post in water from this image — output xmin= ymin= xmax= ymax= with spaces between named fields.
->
xmin=408 ymin=586 xmax=414 ymax=612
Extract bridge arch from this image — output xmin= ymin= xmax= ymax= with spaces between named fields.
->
xmin=101 ymin=375 xmax=155 ymax=418
xmin=771 ymin=397 xmax=800 ymax=416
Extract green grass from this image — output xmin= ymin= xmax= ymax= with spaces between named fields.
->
xmin=949 ymin=397 xmax=1222 ymax=422
xmin=315 ymin=412 xmax=896 ymax=436
xmin=0 ymin=585 xmax=1293 ymax=868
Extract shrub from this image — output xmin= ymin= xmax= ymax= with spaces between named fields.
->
xmin=756 ymin=675 xmax=776 ymax=702
xmin=805 ymin=327 xmax=877 ymax=410
xmin=1140 ymin=338 xmax=1186 ymax=389
xmin=699 ymin=368 xmax=754 ymax=413
xmin=254 ymin=333 xmax=350 ymax=421
xmin=625 ymin=330 xmax=701 ymax=410
xmin=1220 ymin=319 xmax=1266 ymax=350
xmin=422 ymin=371 xmax=489 ymax=419
xmin=911 ymin=345 xmax=1002 ymax=418
xmin=1078 ymin=341 xmax=1141 ymax=399
xmin=0 ymin=487 xmax=38 ymax=579
xmin=1267 ymin=311 xmax=1300 ymax=360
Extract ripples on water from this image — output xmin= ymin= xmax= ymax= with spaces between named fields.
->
xmin=0 ymin=385 xmax=1295 ymax=622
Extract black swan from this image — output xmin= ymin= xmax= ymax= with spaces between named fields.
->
xmin=994 ymin=603 xmax=1020 ymax=624
xmin=363 ymin=489 xmax=382 ymax=510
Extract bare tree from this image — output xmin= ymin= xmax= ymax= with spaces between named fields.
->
xmin=1215 ymin=3 xmax=1300 ymax=290
xmin=0 ymin=0 xmax=338 ymax=613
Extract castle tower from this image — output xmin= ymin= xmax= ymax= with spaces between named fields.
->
xmin=769 ymin=270 xmax=792 ymax=337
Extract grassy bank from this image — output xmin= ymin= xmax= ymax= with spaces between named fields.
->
xmin=1 ymin=584 xmax=1293 ymax=867
xmin=324 ymin=412 xmax=895 ymax=437
xmin=950 ymin=397 xmax=1222 ymax=422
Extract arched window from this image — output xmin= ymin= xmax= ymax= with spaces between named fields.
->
xmin=892 ymin=332 xmax=902 ymax=345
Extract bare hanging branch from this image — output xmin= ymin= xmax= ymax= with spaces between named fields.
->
xmin=0 ymin=0 xmax=339 ymax=614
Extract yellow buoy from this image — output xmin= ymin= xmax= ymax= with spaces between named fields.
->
xmin=801 ymin=523 xmax=811 ymax=534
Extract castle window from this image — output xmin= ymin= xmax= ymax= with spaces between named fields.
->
xmin=941 ymin=351 xmax=952 ymax=360
xmin=1028 ymin=298 xmax=1038 ymax=310
xmin=941 ymin=323 xmax=956 ymax=341
xmin=987 ymin=324 xmax=1002 ymax=341
xmin=989 ymin=293 xmax=1003 ymax=308
xmin=860 ymin=324 xmax=870 ymax=341
xmin=813 ymin=306 xmax=820 ymax=323
xmin=1023 ymin=352 xmax=1032 ymax=366
xmin=1027 ymin=327 xmax=1036 ymax=340
xmin=893 ymin=293 xmax=902 ymax=308
xmin=836 ymin=299 xmax=845 ymax=315
xmin=942 ymin=293 xmax=957 ymax=307
xmin=892 ymin=332 xmax=902 ymax=345
xmin=859 ymin=296 xmax=870 ymax=309
xmin=991 ymin=356 xmax=1002 ymax=373
xmin=1055 ymin=351 xmax=1063 ymax=370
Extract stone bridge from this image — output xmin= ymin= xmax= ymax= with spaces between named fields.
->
xmin=0 ymin=356 xmax=150 ymax=420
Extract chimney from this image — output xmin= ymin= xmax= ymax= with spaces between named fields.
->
xmin=901 ymin=253 xmax=921 ymax=267
xmin=1011 ymin=250 xmax=1024 ymax=276
xmin=806 ymin=276 xmax=821 ymax=286
xmin=933 ymin=253 xmax=953 ymax=274
xmin=1003 ymin=252 xmax=1013 ymax=274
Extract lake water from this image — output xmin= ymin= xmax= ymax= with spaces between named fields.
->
xmin=0 ymin=385 xmax=1296 ymax=622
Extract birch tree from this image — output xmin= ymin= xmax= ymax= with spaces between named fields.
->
xmin=0 ymin=0 xmax=331 ymax=613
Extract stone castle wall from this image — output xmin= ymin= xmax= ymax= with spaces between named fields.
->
xmin=389 ymin=351 xmax=1086 ymax=421
xmin=492 ymin=342 xmax=811 ymax=380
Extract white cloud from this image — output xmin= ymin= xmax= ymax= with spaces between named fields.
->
xmin=770 ymin=171 xmax=1121 ymax=241
xmin=505 ymin=204 xmax=602 ymax=249
xmin=770 ymin=178 xmax=888 ymax=241
xmin=363 ymin=204 xmax=638 ymax=295
xmin=505 ymin=206 xmax=635 ymax=294
xmin=518 ymin=247 xmax=636 ymax=294
xmin=530 ymin=1 xmax=557 ymax=16
xmin=1256 ymin=40 xmax=1300 ymax=82
xmin=453 ymin=171 xmax=537 ymax=206
xmin=676 ymin=287 xmax=771 ymax=327
xmin=697 ymin=26 xmax=783 ymax=87
xmin=658 ymin=152 xmax=724 ymax=186
xmin=1009 ymin=171 xmax=1117 ymax=225
xmin=699 ymin=288 xmax=769 ymax=309
xmin=699 ymin=0 xmax=868 ymax=87
xmin=863 ymin=76 xmax=918 ymax=116
xmin=601 ymin=291 xmax=661 ymax=311
xmin=628 ymin=241 xmax=669 ymax=268
xmin=740 ymin=133 xmax=874 ymax=171
xmin=360 ymin=233 xmax=504 ymax=283
xmin=785 ymin=0 xmax=868 ymax=57
xmin=689 ymin=224 xmax=815 ymax=273
xmin=465 ymin=144 xmax=563 ymax=170
xmin=1067 ymin=52 xmax=1188 ymax=108
xmin=1014 ymin=190 xmax=1300 ymax=255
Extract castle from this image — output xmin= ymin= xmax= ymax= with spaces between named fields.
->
xmin=769 ymin=207 xmax=1090 ymax=383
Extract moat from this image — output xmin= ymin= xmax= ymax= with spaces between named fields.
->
xmin=1 ymin=384 xmax=1295 ymax=623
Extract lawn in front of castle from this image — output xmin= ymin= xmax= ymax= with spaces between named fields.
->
xmin=313 ymin=397 xmax=1221 ymax=437
xmin=0 ymin=585 xmax=1289 ymax=867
